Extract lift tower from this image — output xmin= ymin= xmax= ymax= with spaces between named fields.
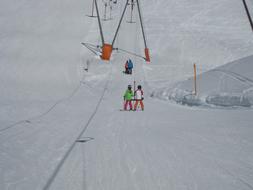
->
xmin=87 ymin=0 xmax=150 ymax=62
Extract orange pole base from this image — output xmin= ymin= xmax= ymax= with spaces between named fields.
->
xmin=145 ymin=48 xmax=150 ymax=62
xmin=101 ymin=44 xmax=113 ymax=61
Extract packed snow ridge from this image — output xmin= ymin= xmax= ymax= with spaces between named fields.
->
xmin=151 ymin=55 xmax=253 ymax=108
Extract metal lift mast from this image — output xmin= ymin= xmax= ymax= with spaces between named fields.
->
xmin=112 ymin=0 xmax=130 ymax=47
xmin=87 ymin=0 xmax=150 ymax=62
xmin=136 ymin=0 xmax=150 ymax=62
xmin=94 ymin=0 xmax=105 ymax=45
xmin=242 ymin=0 xmax=253 ymax=31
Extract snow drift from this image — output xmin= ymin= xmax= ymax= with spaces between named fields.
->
xmin=151 ymin=55 xmax=253 ymax=108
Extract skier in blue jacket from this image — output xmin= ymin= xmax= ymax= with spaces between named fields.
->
xmin=127 ymin=59 xmax=133 ymax=74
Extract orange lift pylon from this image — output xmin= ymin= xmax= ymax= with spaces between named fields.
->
xmin=83 ymin=0 xmax=150 ymax=62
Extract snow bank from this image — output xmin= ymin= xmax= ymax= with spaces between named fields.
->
xmin=151 ymin=55 xmax=253 ymax=108
xmin=206 ymin=93 xmax=252 ymax=107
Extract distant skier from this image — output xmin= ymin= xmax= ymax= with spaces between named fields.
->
xmin=124 ymin=60 xmax=129 ymax=74
xmin=134 ymin=85 xmax=144 ymax=111
xmin=123 ymin=85 xmax=134 ymax=110
xmin=127 ymin=59 xmax=133 ymax=74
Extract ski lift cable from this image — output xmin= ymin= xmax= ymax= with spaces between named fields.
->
xmin=81 ymin=43 xmax=100 ymax=53
xmin=117 ymin=48 xmax=146 ymax=60
xmin=83 ymin=42 xmax=100 ymax=48
xmin=0 ymin=70 xmax=89 ymax=133
xmin=81 ymin=43 xmax=101 ymax=56
xmin=0 ymin=88 xmax=81 ymax=133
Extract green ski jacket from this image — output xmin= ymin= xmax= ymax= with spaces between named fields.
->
xmin=124 ymin=90 xmax=134 ymax=100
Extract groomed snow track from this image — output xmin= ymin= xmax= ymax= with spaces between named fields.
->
xmin=43 ymin=66 xmax=113 ymax=190
xmin=1 ymin=0 xmax=253 ymax=190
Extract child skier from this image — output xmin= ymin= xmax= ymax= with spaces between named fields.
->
xmin=127 ymin=59 xmax=133 ymax=74
xmin=124 ymin=60 xmax=129 ymax=74
xmin=123 ymin=85 xmax=134 ymax=110
xmin=134 ymin=85 xmax=144 ymax=111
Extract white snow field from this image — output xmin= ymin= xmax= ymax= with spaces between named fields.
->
xmin=151 ymin=55 xmax=253 ymax=107
xmin=1 ymin=0 xmax=253 ymax=190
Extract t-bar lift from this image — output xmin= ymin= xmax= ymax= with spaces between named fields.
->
xmin=94 ymin=0 xmax=150 ymax=62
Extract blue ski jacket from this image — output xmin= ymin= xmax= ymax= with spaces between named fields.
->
xmin=127 ymin=59 xmax=133 ymax=69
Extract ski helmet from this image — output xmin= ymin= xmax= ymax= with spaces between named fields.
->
xmin=137 ymin=85 xmax=142 ymax=89
xmin=128 ymin=85 xmax=132 ymax=89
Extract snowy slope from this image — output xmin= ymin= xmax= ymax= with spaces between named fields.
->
xmin=144 ymin=0 xmax=253 ymax=65
xmin=0 ymin=0 xmax=253 ymax=190
xmin=48 ymin=59 xmax=253 ymax=190
xmin=151 ymin=55 xmax=253 ymax=107
xmin=0 ymin=0 xmax=89 ymax=127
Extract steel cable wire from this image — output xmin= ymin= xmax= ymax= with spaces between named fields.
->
xmin=0 ymin=73 xmax=88 ymax=133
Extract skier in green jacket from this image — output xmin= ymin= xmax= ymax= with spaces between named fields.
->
xmin=124 ymin=85 xmax=134 ymax=110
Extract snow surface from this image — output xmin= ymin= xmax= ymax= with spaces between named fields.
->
xmin=151 ymin=55 xmax=253 ymax=107
xmin=1 ymin=0 xmax=253 ymax=190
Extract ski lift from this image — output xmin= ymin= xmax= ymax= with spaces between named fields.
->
xmin=86 ymin=0 xmax=97 ymax=18
xmin=102 ymin=0 xmax=113 ymax=21
xmin=103 ymin=2 xmax=108 ymax=20
xmin=109 ymin=1 xmax=113 ymax=20
xmin=83 ymin=0 xmax=151 ymax=62
xmin=127 ymin=0 xmax=136 ymax=23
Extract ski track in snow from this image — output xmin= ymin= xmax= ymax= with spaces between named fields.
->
xmin=42 ymin=65 xmax=113 ymax=190
xmin=1 ymin=0 xmax=253 ymax=190
xmin=213 ymin=69 xmax=253 ymax=86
